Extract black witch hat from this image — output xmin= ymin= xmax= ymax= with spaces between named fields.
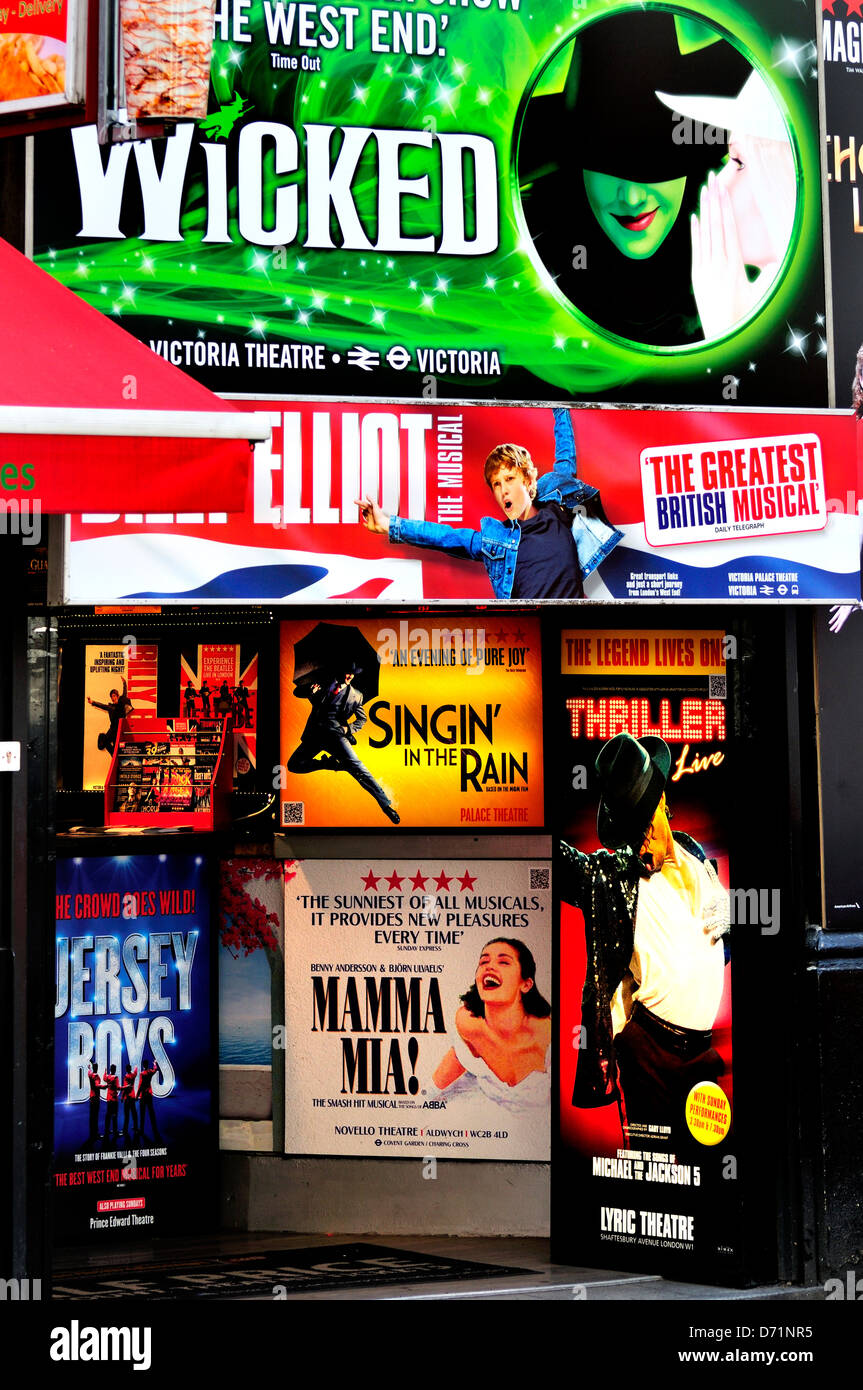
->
xmin=594 ymin=732 xmax=671 ymax=852
xmin=522 ymin=10 xmax=752 ymax=183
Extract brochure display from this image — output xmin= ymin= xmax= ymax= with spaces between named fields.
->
xmin=104 ymin=717 xmax=232 ymax=831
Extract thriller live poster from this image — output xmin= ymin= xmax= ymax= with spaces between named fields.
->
xmin=34 ymin=0 xmax=824 ymax=406
xmin=278 ymin=614 xmax=543 ymax=828
xmin=64 ymin=402 xmax=860 ymax=605
xmin=283 ymin=858 xmax=551 ymax=1159
xmin=53 ymin=856 xmax=216 ymax=1246
xmin=553 ymin=629 xmax=741 ymax=1277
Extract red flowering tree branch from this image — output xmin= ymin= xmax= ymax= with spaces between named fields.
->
xmin=219 ymin=857 xmax=297 ymax=959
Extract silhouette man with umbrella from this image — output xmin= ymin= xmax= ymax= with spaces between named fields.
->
xmin=287 ymin=624 xmax=400 ymax=824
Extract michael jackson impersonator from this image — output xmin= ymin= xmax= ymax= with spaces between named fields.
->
xmin=558 ymin=732 xmax=730 ymax=1150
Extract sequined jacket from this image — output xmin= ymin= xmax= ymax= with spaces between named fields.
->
xmin=557 ymin=831 xmax=708 ymax=1108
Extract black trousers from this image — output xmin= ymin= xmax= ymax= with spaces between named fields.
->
xmin=105 ymin=1100 xmax=119 ymax=1143
xmin=138 ymin=1093 xmax=158 ymax=1136
xmin=615 ymin=1011 xmax=723 ymax=1150
xmin=288 ymin=733 xmax=393 ymax=811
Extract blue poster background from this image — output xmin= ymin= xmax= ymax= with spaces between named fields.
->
xmin=53 ymin=854 xmax=215 ymax=1244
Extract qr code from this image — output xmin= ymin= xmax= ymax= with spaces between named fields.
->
xmin=529 ymin=867 xmax=551 ymax=891
xmin=281 ymin=801 xmax=304 ymax=827
xmin=708 ymin=674 xmax=727 ymax=699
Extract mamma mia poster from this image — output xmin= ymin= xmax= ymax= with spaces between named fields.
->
xmin=283 ymin=857 xmax=551 ymax=1160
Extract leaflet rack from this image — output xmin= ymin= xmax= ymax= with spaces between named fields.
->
xmin=104 ymin=716 xmax=233 ymax=830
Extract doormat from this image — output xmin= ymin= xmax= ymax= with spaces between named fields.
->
xmin=53 ymin=1243 xmax=530 ymax=1299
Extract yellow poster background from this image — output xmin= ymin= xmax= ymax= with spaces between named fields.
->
xmin=279 ymin=617 xmax=544 ymax=829
xmin=82 ymin=645 xmax=128 ymax=790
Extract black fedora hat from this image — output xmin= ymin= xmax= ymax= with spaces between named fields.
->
xmin=595 ymin=732 xmax=671 ymax=851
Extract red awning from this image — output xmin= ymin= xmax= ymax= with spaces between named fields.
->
xmin=0 ymin=238 xmax=269 ymax=513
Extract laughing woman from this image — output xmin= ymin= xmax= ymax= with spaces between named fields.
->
xmin=432 ymin=939 xmax=551 ymax=1113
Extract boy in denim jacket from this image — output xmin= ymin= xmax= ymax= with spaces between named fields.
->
xmin=357 ymin=407 xmax=621 ymax=599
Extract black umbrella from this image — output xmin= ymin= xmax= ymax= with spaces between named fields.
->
xmin=292 ymin=623 xmax=381 ymax=701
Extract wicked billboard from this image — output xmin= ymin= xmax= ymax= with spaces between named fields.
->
xmin=34 ymin=0 xmax=824 ymax=406
xmin=553 ymin=628 xmax=742 ymax=1277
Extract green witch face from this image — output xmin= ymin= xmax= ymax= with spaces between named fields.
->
xmin=517 ymin=9 xmax=756 ymax=344
xmin=582 ymin=170 xmax=688 ymax=260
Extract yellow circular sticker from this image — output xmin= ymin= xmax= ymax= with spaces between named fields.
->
xmin=685 ymin=1081 xmax=731 ymax=1145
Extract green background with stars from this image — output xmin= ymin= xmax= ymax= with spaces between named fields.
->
xmin=33 ymin=0 xmax=828 ymax=405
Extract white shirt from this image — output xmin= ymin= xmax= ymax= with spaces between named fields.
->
xmin=612 ymin=842 xmax=727 ymax=1034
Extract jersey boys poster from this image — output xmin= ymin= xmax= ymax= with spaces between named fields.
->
xmin=283 ymin=858 xmax=551 ymax=1160
xmin=278 ymin=614 xmax=544 ymax=830
xmin=553 ymin=628 xmax=741 ymax=1277
xmin=83 ymin=643 xmax=159 ymax=789
xmin=33 ymin=0 xmax=823 ymax=407
xmin=64 ymin=402 xmax=860 ymax=606
xmin=53 ymin=855 xmax=216 ymax=1244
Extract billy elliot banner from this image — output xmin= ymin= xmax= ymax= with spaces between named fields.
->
xmin=34 ymin=0 xmax=826 ymax=407
xmin=65 ymin=402 xmax=860 ymax=604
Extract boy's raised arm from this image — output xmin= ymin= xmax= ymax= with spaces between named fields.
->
xmin=356 ymin=495 xmax=484 ymax=562
xmin=552 ymin=406 xmax=577 ymax=478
